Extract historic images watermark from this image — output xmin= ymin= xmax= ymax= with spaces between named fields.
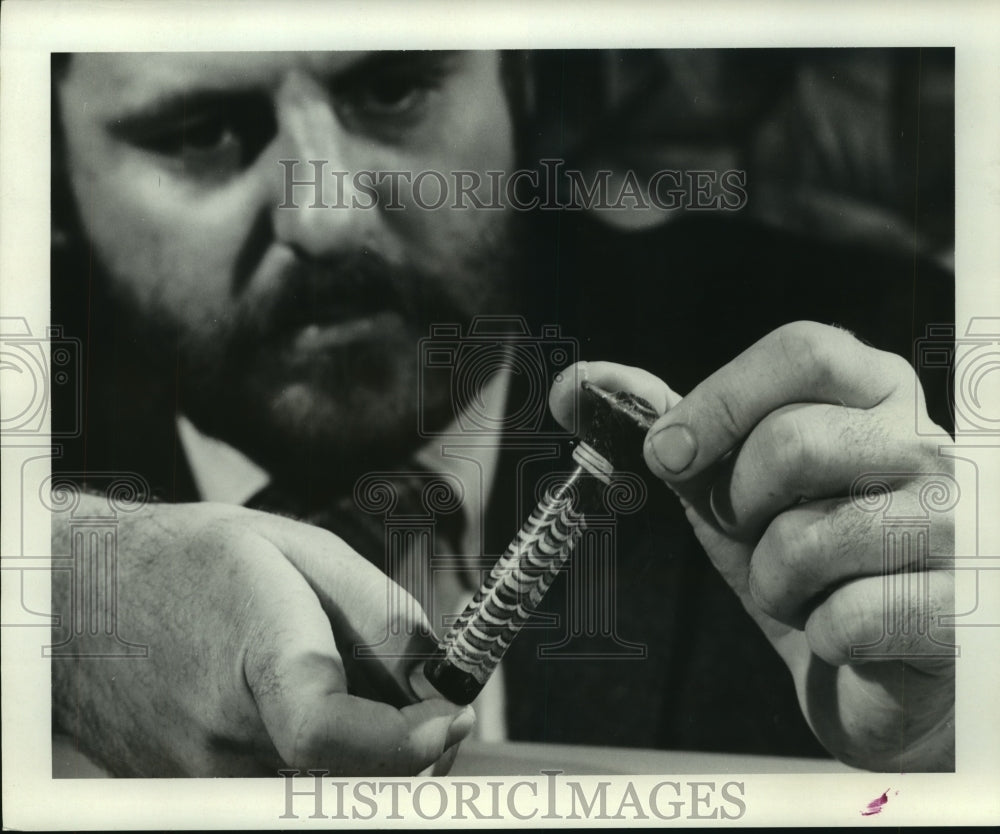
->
xmin=278 ymin=159 xmax=749 ymax=213
xmin=279 ymin=769 xmax=747 ymax=821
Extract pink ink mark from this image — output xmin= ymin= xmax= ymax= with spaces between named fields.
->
xmin=861 ymin=789 xmax=891 ymax=816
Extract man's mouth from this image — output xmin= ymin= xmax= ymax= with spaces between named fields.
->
xmin=248 ymin=252 xmax=421 ymax=346
xmin=290 ymin=309 xmax=401 ymax=352
xmin=243 ymin=252 xmax=468 ymax=361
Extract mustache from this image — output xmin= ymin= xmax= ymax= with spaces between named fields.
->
xmin=239 ymin=250 xmax=431 ymax=343
xmin=225 ymin=209 xmax=524 ymax=353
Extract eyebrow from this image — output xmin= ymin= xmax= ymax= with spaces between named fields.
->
xmin=108 ymin=88 xmax=270 ymax=138
xmin=331 ymin=49 xmax=463 ymax=88
xmin=107 ymin=50 xmax=463 ymax=132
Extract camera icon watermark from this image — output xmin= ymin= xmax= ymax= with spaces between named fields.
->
xmin=417 ymin=316 xmax=578 ymax=437
xmin=43 ymin=473 xmax=151 ymax=658
xmin=915 ymin=318 xmax=1000 ymax=436
xmin=0 ymin=317 xmax=81 ymax=437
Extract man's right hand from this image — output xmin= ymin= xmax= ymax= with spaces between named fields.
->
xmin=51 ymin=496 xmax=474 ymax=777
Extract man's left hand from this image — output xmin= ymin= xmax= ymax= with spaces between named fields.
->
xmin=550 ymin=321 xmax=955 ymax=771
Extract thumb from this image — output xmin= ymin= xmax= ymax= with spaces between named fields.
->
xmin=549 ymin=360 xmax=681 ymax=434
xmin=404 ymin=700 xmax=477 ymax=774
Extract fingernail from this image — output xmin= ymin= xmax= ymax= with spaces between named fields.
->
xmin=708 ymin=483 xmax=736 ymax=530
xmin=648 ymin=423 xmax=698 ymax=474
xmin=409 ymin=665 xmax=441 ymax=702
xmin=427 ymin=742 xmax=461 ymax=777
xmin=445 ymin=707 xmax=476 ymax=748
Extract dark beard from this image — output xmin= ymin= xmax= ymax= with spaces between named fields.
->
xmin=123 ymin=214 xmax=527 ymax=493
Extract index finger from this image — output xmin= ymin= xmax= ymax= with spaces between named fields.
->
xmin=241 ymin=536 xmax=474 ymax=774
xmin=253 ymin=651 xmax=474 ymax=775
xmin=643 ymin=321 xmax=910 ymax=483
xmin=249 ymin=512 xmax=438 ymax=705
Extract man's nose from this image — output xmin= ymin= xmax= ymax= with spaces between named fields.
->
xmin=268 ymin=78 xmax=383 ymax=259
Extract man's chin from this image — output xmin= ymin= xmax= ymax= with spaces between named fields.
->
xmin=207 ymin=372 xmax=457 ymax=491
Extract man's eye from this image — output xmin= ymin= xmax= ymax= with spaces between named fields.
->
xmin=356 ymin=73 xmax=432 ymax=115
xmin=143 ymin=117 xmax=239 ymax=160
xmin=337 ymin=62 xmax=450 ymax=128
xmin=119 ymin=102 xmax=276 ymax=178
xmin=176 ymin=118 xmax=234 ymax=151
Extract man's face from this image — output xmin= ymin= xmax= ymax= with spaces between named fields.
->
xmin=58 ymin=51 xmax=519 ymax=484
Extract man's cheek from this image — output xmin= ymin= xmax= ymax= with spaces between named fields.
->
xmin=102 ymin=220 xmax=232 ymax=330
xmin=69 ymin=172 xmax=160 ymax=302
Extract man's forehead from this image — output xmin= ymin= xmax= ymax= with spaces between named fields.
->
xmin=63 ymin=51 xmax=395 ymax=109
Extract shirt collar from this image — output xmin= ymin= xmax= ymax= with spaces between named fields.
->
xmin=176 ymin=413 xmax=270 ymax=506
xmin=177 ymin=370 xmax=511 ymax=550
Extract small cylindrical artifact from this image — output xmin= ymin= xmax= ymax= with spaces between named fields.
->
xmin=419 ymin=380 xmax=659 ymax=705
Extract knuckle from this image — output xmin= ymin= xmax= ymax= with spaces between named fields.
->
xmin=810 ymin=584 xmax=872 ymax=664
xmin=829 ymin=503 xmax=873 ymax=568
xmin=928 ymin=572 xmax=956 ymax=625
xmin=761 ymin=412 xmax=813 ymax=487
xmin=900 ymin=427 xmax=955 ymax=474
xmin=244 ymin=637 xmax=282 ymax=703
xmin=909 ymin=434 xmax=948 ymax=472
xmin=929 ymin=502 xmax=956 ymax=561
xmin=881 ymin=349 xmax=918 ymax=389
xmin=774 ymin=320 xmax=828 ymax=345
xmin=745 ymin=558 xmax=771 ymax=615
xmin=785 ymin=511 xmax=825 ymax=574
xmin=749 ymin=517 xmax=792 ymax=617
xmin=701 ymin=385 xmax=746 ymax=446
xmin=773 ymin=321 xmax=840 ymax=387
xmin=804 ymin=601 xmax=852 ymax=665
xmin=187 ymin=514 xmax=240 ymax=555
xmin=848 ymin=408 xmax=892 ymax=454
xmin=765 ymin=512 xmax=803 ymax=570
xmin=751 ymin=511 xmax=825 ymax=622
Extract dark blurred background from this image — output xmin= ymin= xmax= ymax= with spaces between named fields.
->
xmin=525 ymin=48 xmax=953 ymax=262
